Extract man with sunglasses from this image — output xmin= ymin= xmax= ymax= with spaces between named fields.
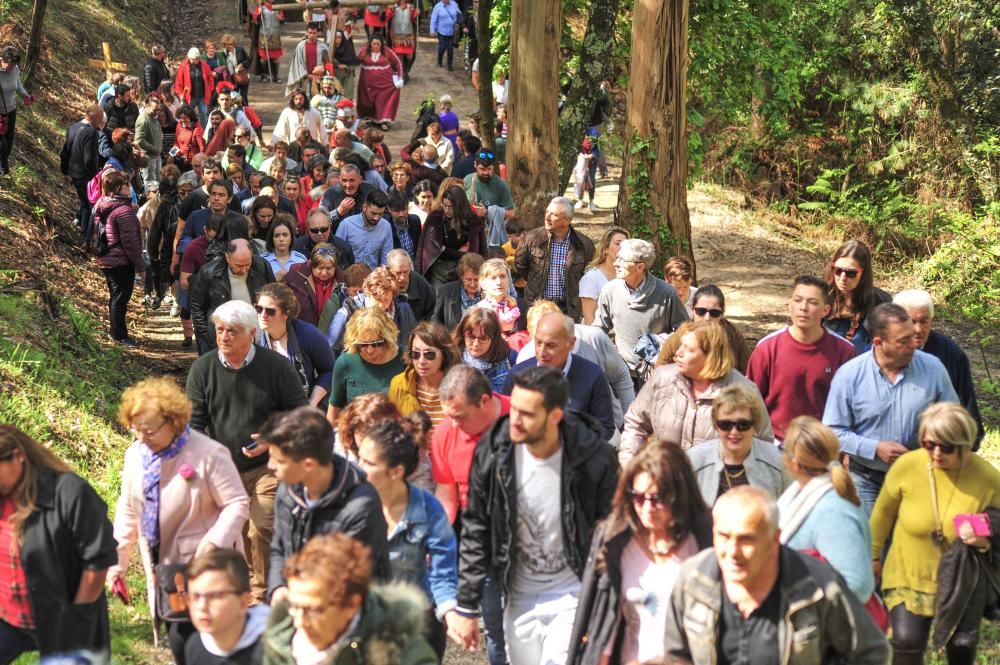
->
xmin=292 ymin=207 xmax=355 ymax=269
xmin=746 ymin=275 xmax=857 ymax=444
xmin=462 ymin=149 xmax=515 ymax=220
xmin=823 ymin=303 xmax=957 ymax=514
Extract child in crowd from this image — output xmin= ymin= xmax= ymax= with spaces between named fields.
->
xmin=502 ymin=218 xmax=526 ymax=296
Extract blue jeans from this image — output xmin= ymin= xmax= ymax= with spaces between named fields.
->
xmin=194 ymin=101 xmax=209 ymax=127
xmin=482 ymin=575 xmax=508 ymax=665
xmin=851 ymin=469 xmax=884 ymax=517
xmin=437 ymin=34 xmax=455 ymax=68
xmin=0 ymin=619 xmax=36 ymax=665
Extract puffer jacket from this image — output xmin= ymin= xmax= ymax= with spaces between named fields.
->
xmin=619 ymin=364 xmax=774 ymax=465
xmin=512 ymin=226 xmax=595 ymax=322
xmin=188 ymin=254 xmax=275 ymax=347
xmin=456 ymin=412 xmax=619 ymax=613
xmin=263 ymin=584 xmax=437 ymax=665
xmin=94 ymin=195 xmax=144 ymax=270
xmin=664 ymin=546 xmax=890 ymax=665
xmin=267 ymin=455 xmax=387 ymax=598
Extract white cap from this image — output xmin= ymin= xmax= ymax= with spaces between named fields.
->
xmin=187 ymin=47 xmax=201 ymax=59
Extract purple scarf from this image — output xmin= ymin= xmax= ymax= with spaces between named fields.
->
xmin=140 ymin=426 xmax=191 ymax=551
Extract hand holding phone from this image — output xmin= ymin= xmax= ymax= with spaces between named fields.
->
xmin=954 ymin=513 xmax=992 ymax=538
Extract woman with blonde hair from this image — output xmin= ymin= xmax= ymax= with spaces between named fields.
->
xmin=686 ymin=383 xmax=790 ymax=506
xmin=620 ymin=319 xmax=773 ymax=464
xmin=871 ymin=403 xmax=1000 ymax=665
xmin=108 ymin=376 xmax=249 ymax=660
xmin=579 ymin=226 xmax=629 ymax=324
xmin=476 ymin=257 xmax=526 ymax=335
xmin=326 ymin=306 xmax=403 ymax=424
xmin=777 ymin=416 xmax=874 ymax=602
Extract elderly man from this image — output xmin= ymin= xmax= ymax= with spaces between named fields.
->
xmin=433 ymin=252 xmax=484 ymax=330
xmin=292 ymin=207 xmax=355 ymax=269
xmin=665 ymin=486 xmax=890 ymax=665
xmin=823 ymin=303 xmax=957 ymax=514
xmin=387 ymin=248 xmax=436 ymax=321
xmin=503 ymin=312 xmax=616 ymax=442
xmin=189 ymin=238 xmax=275 ymax=352
xmin=400 ymin=139 xmax=449 ymax=188
xmin=320 ymin=163 xmax=376 ymax=230
xmin=175 ymin=47 xmax=215 ymax=125
xmin=332 ymin=127 xmax=375 ymax=163
xmin=334 ymin=190 xmax=393 ymax=268
xmin=186 ymin=300 xmax=308 ymax=602
xmin=513 ymin=196 xmax=595 ymax=321
xmin=593 ymin=238 xmax=688 ymax=388
xmin=894 ymin=289 xmax=984 ymax=449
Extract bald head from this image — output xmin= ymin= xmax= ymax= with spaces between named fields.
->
xmin=334 ymin=128 xmax=352 ymax=148
xmin=421 ymin=145 xmax=438 ymax=164
xmin=225 ymin=238 xmax=254 ymax=277
xmin=712 ymin=486 xmax=780 ymax=588
xmin=534 ymin=313 xmax=575 ymax=369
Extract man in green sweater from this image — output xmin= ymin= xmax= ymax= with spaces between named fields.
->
xmin=187 ymin=300 xmax=308 ymax=602
xmin=134 ymin=94 xmax=163 ymax=184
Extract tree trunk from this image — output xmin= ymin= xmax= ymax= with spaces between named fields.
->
xmin=557 ymin=0 xmax=622 ymax=193
xmin=476 ymin=0 xmax=496 ymax=151
xmin=615 ymin=0 xmax=694 ymax=277
xmin=506 ymin=0 xmax=561 ymax=228
xmin=23 ymin=0 xmax=48 ymax=87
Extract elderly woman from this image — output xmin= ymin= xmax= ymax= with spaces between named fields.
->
xmin=579 ymin=226 xmax=629 ymax=325
xmin=871 ymin=403 xmax=1000 ymax=665
xmin=282 ymin=243 xmax=341 ymax=331
xmin=389 ymin=321 xmax=459 ymax=429
xmin=255 ymin=283 xmax=335 ymax=408
xmin=108 ymin=377 xmax=249 ymax=661
xmin=0 ymin=425 xmax=116 ymax=662
xmin=326 ymin=306 xmax=404 ymax=424
xmin=689 ymin=285 xmax=752 ymax=375
xmin=778 ymin=416 xmax=875 ymax=603
xmin=327 ymin=265 xmax=417 ymax=351
xmin=568 ymin=441 xmax=712 ymax=665
xmin=477 ymin=257 xmax=527 ymax=335
xmin=824 ymin=239 xmax=891 ymax=353
xmin=686 ymin=383 xmax=790 ymax=506
xmin=261 ymin=215 xmax=307 ymax=281
xmin=454 ymin=307 xmax=510 ymax=393
xmin=620 ymin=319 xmax=773 ymax=465
xmin=388 ymin=160 xmax=414 ymax=200
xmin=416 ymin=185 xmax=487 ymax=286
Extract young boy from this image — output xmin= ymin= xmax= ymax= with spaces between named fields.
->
xmin=184 ymin=549 xmax=269 ymax=665
xmin=502 ymin=218 xmax=526 ymax=296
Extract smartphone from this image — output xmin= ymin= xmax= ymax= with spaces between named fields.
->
xmin=245 ymin=440 xmax=259 ymax=451
xmin=169 ymin=146 xmax=181 ymax=157
xmin=954 ymin=513 xmax=992 ymax=538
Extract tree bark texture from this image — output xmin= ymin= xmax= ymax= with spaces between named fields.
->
xmin=23 ymin=0 xmax=48 ymax=87
xmin=507 ymin=0 xmax=561 ymax=229
xmin=556 ymin=0 xmax=621 ymax=192
xmin=476 ymin=0 xmax=496 ymax=152
xmin=616 ymin=0 xmax=695 ymax=275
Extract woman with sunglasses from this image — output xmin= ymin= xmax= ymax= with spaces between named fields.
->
xmin=108 ymin=377 xmax=249 ymax=662
xmin=567 ymin=441 xmax=712 ymax=665
xmin=255 ymin=283 xmax=334 ymax=408
xmin=282 ymin=242 xmax=341 ymax=330
xmin=453 ymin=307 xmax=510 ymax=393
xmin=689 ymin=284 xmax=751 ymax=373
xmin=870 ymin=403 xmax=999 ymax=665
xmin=825 ymin=239 xmax=892 ymax=353
xmin=327 ymin=306 xmax=404 ymax=425
xmin=686 ymin=383 xmax=790 ymax=507
xmin=389 ymin=322 xmax=459 ymax=430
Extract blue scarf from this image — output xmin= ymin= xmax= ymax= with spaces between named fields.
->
xmin=140 ymin=426 xmax=191 ymax=551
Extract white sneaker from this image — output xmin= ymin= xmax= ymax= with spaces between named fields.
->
xmin=170 ymin=303 xmax=181 ymax=317
xmin=589 ymin=201 xmax=597 ymax=212
xmin=574 ymin=199 xmax=585 ymax=210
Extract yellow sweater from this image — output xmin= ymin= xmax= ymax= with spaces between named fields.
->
xmin=870 ymin=448 xmax=1000 ymax=595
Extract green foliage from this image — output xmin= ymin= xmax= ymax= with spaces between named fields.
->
xmin=624 ymin=135 xmax=683 ymax=268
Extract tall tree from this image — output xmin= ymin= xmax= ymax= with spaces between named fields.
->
xmin=476 ymin=0 xmax=496 ymax=151
xmin=23 ymin=0 xmax=48 ymax=86
xmin=615 ymin=0 xmax=694 ymax=275
xmin=506 ymin=0 xmax=561 ymax=228
xmin=557 ymin=0 xmax=622 ymax=192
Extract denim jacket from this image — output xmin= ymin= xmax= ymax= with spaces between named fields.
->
xmin=664 ymin=546 xmax=890 ymax=665
xmin=388 ymin=483 xmax=458 ymax=619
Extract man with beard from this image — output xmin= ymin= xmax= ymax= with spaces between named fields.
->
xmin=320 ymin=163 xmax=374 ymax=231
xmin=216 ymin=87 xmax=255 ymax=136
xmin=271 ymin=89 xmax=326 ymax=149
xmin=311 ymin=75 xmax=344 ymax=135
xmin=101 ymin=84 xmax=139 ymax=130
xmin=286 ymin=23 xmax=330 ymax=98
xmin=462 ymin=149 xmax=515 ymax=220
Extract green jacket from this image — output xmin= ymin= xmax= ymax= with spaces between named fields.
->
xmin=134 ymin=109 xmax=163 ymax=157
xmin=263 ymin=583 xmax=438 ymax=665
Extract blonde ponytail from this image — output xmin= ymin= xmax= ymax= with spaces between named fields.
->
xmin=784 ymin=416 xmax=861 ymax=507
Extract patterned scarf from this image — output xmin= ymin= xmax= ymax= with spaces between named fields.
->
xmin=462 ymin=348 xmax=493 ymax=373
xmin=141 ymin=426 xmax=191 ymax=551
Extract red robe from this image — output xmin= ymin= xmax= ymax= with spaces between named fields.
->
xmin=356 ymin=47 xmax=404 ymax=122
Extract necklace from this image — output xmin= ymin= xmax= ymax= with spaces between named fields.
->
xmin=645 ymin=534 xmax=676 ymax=557
xmin=722 ymin=464 xmax=747 ymax=491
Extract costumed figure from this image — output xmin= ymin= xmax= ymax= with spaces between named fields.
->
xmin=387 ymin=1 xmax=419 ymax=78
xmin=286 ymin=25 xmax=330 ymax=97
xmin=252 ymin=1 xmax=286 ymax=83
xmin=356 ymin=36 xmax=404 ymax=130
xmin=311 ymin=75 xmax=345 ymax=134
xmin=331 ymin=29 xmax=361 ymax=100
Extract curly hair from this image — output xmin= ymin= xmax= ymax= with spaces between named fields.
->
xmin=283 ymin=533 xmax=371 ymax=606
xmin=361 ymin=419 xmax=419 ymax=477
xmin=343 ymin=306 xmax=399 ymax=354
xmin=363 ymin=266 xmax=400 ymax=302
xmin=336 ymin=393 xmax=401 ymax=457
xmin=118 ymin=376 xmax=193 ymax=434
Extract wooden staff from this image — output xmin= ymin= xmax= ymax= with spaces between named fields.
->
xmin=268 ymin=0 xmax=394 ymax=10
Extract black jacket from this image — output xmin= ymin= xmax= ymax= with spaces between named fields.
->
xmin=21 ymin=470 xmax=117 ymax=656
xmin=456 ymin=412 xmax=619 ymax=611
xmin=432 ymin=280 xmax=468 ymax=331
xmin=101 ymin=97 xmax=140 ymax=131
xmin=292 ymin=233 xmax=356 ymax=269
xmin=321 ymin=182 xmax=376 ymax=231
xmin=400 ymin=269 xmax=436 ymax=321
xmin=567 ymin=515 xmax=713 ymax=665
xmin=268 ymin=455 xmax=388 ymax=598
xmin=390 ymin=214 xmax=423 ymax=257
xmin=143 ymin=57 xmax=171 ymax=93
xmin=933 ymin=507 xmax=1000 ymax=649
xmin=60 ymin=120 xmax=101 ymax=181
xmin=189 ymin=255 xmax=275 ymax=346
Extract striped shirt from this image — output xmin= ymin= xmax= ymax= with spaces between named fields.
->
xmin=416 ymin=385 xmax=446 ymax=430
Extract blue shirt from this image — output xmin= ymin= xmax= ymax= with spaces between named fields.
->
xmin=334 ymin=212 xmax=393 ymax=268
xmin=822 ymin=349 xmax=957 ymax=471
xmin=260 ymin=250 xmax=307 ymax=276
xmin=430 ymin=1 xmax=462 ymax=36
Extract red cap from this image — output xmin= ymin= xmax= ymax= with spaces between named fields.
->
xmin=216 ymin=81 xmax=236 ymax=94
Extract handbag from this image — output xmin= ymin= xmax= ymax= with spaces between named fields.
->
xmin=154 ymin=563 xmax=190 ymax=623
xmin=0 ymin=93 xmax=8 ymax=136
xmin=234 ymin=68 xmax=250 ymax=86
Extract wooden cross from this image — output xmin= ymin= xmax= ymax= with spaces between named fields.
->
xmin=87 ymin=42 xmax=128 ymax=78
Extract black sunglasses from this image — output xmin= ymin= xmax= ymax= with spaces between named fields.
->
xmin=255 ymin=305 xmax=278 ymax=316
xmin=693 ymin=307 xmax=723 ymax=318
xmin=626 ymin=489 xmax=666 ymax=507
xmin=409 ymin=349 xmax=439 ymax=361
xmin=921 ymin=439 xmax=958 ymax=455
xmin=309 ymin=226 xmax=331 ymax=234
xmin=716 ymin=419 xmax=754 ymax=432
xmin=356 ymin=339 xmax=387 ymax=349
xmin=833 ymin=266 xmax=860 ymax=279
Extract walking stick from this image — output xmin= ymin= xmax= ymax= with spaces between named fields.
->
xmin=258 ymin=0 xmax=277 ymax=81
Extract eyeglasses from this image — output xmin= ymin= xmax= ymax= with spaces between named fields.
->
xmin=476 ymin=150 xmax=495 ymax=161
xmin=255 ymin=305 xmax=279 ymax=316
xmin=693 ymin=307 xmax=724 ymax=318
xmin=627 ymin=490 xmax=666 ymax=508
xmin=463 ymin=332 xmax=491 ymax=344
xmin=0 ymin=451 xmax=17 ymax=463
xmin=715 ymin=419 xmax=754 ymax=432
xmin=184 ymin=590 xmax=241 ymax=605
xmin=921 ymin=439 xmax=958 ymax=455
xmin=356 ymin=339 xmax=387 ymax=349
xmin=130 ymin=420 xmax=169 ymax=438
xmin=410 ymin=349 xmax=439 ymax=361
xmin=309 ymin=226 xmax=331 ymax=234
xmin=287 ymin=602 xmax=332 ymax=619
xmin=833 ymin=266 xmax=860 ymax=279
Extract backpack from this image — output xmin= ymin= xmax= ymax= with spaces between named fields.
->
xmin=88 ymin=199 xmax=122 ymax=257
xmin=86 ymin=165 xmax=115 ymax=205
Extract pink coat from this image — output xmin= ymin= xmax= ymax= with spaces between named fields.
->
xmin=110 ymin=429 xmax=249 ymax=643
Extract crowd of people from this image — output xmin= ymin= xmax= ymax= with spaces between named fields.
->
xmin=1 ymin=2 xmax=997 ymax=665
